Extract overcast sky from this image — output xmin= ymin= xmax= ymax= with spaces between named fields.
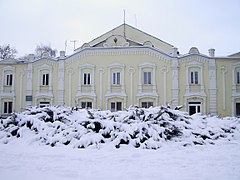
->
xmin=0 ymin=0 xmax=239 ymax=57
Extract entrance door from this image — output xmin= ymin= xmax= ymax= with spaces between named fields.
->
xmin=188 ymin=102 xmax=201 ymax=115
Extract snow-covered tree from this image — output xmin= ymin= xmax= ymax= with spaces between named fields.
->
xmin=0 ymin=44 xmax=17 ymax=60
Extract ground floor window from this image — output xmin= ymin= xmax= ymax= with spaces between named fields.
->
xmin=39 ymin=102 xmax=50 ymax=108
xmin=236 ymin=103 xmax=240 ymax=116
xmin=4 ymin=101 xmax=13 ymax=114
xmin=111 ymin=102 xmax=122 ymax=112
xmin=81 ymin=102 xmax=92 ymax=109
xmin=188 ymin=102 xmax=201 ymax=115
xmin=141 ymin=102 xmax=153 ymax=108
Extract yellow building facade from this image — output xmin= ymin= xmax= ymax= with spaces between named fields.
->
xmin=0 ymin=24 xmax=240 ymax=117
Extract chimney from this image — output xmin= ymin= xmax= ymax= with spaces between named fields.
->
xmin=208 ymin=49 xmax=215 ymax=57
xmin=60 ymin=51 xmax=65 ymax=58
xmin=172 ymin=47 xmax=178 ymax=57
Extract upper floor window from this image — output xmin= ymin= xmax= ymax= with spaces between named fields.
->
xmin=112 ymin=72 xmax=120 ymax=85
xmin=144 ymin=72 xmax=152 ymax=85
xmin=4 ymin=101 xmax=13 ymax=114
xmin=190 ymin=71 xmax=199 ymax=84
xmin=42 ymin=73 xmax=49 ymax=86
xmin=83 ymin=72 xmax=91 ymax=85
xmin=5 ymin=74 xmax=13 ymax=86
xmin=236 ymin=71 xmax=240 ymax=84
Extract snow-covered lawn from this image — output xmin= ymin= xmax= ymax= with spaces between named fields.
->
xmin=0 ymin=141 xmax=240 ymax=180
xmin=0 ymin=106 xmax=240 ymax=180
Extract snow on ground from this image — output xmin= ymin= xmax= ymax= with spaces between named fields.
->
xmin=0 ymin=140 xmax=240 ymax=180
xmin=0 ymin=106 xmax=240 ymax=180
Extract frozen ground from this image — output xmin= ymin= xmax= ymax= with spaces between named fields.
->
xmin=0 ymin=140 xmax=240 ymax=180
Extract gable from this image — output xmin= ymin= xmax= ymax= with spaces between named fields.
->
xmin=79 ymin=24 xmax=174 ymax=54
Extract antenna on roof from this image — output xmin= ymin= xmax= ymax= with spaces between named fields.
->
xmin=123 ymin=9 xmax=126 ymax=38
xmin=70 ymin=40 xmax=78 ymax=51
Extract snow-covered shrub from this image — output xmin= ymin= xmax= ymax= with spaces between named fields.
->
xmin=0 ymin=106 xmax=239 ymax=149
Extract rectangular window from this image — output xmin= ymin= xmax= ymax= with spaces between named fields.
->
xmin=83 ymin=73 xmax=91 ymax=85
xmin=81 ymin=102 xmax=92 ymax=109
xmin=39 ymin=102 xmax=50 ymax=108
xmin=3 ymin=101 xmax=13 ymax=114
xmin=42 ymin=73 xmax=49 ymax=86
xmin=5 ymin=74 xmax=13 ymax=86
xmin=112 ymin=72 xmax=120 ymax=85
xmin=190 ymin=71 xmax=199 ymax=84
xmin=188 ymin=102 xmax=201 ymax=115
xmin=142 ymin=102 xmax=153 ymax=108
xmin=236 ymin=103 xmax=240 ymax=116
xmin=111 ymin=102 xmax=122 ymax=112
xmin=237 ymin=71 xmax=240 ymax=84
xmin=144 ymin=72 xmax=152 ymax=85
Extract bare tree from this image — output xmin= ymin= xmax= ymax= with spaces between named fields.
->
xmin=0 ymin=44 xmax=17 ymax=60
xmin=35 ymin=44 xmax=57 ymax=58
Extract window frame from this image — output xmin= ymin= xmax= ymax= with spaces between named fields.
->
xmin=143 ymin=71 xmax=152 ymax=85
xmin=190 ymin=71 xmax=199 ymax=85
xmin=83 ymin=72 xmax=91 ymax=85
xmin=112 ymin=72 xmax=121 ymax=85
xmin=81 ymin=101 xmax=92 ymax=109
xmin=188 ymin=102 xmax=201 ymax=115
xmin=42 ymin=73 xmax=49 ymax=86
xmin=110 ymin=102 xmax=122 ymax=112
xmin=141 ymin=102 xmax=153 ymax=108
xmin=3 ymin=101 xmax=13 ymax=114
xmin=236 ymin=71 xmax=240 ymax=85
xmin=5 ymin=73 xmax=13 ymax=86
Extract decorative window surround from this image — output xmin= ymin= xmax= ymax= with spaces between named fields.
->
xmin=137 ymin=63 xmax=158 ymax=106
xmin=106 ymin=63 xmax=126 ymax=102
xmin=36 ymin=64 xmax=53 ymax=98
xmin=1 ymin=66 xmax=15 ymax=96
xmin=76 ymin=63 xmax=96 ymax=108
xmin=185 ymin=61 xmax=206 ymax=96
xmin=185 ymin=96 xmax=206 ymax=115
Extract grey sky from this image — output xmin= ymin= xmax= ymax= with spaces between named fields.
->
xmin=0 ymin=0 xmax=239 ymax=57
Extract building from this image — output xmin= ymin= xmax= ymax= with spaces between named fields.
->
xmin=0 ymin=24 xmax=240 ymax=117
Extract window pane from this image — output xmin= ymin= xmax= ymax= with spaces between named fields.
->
xmin=189 ymin=106 xmax=196 ymax=115
xmin=190 ymin=72 xmax=194 ymax=84
xmin=8 ymin=102 xmax=13 ymax=113
xmin=42 ymin=74 xmax=45 ymax=85
xmin=142 ymin=102 xmax=147 ymax=108
xmin=88 ymin=73 xmax=91 ymax=84
xmin=149 ymin=102 xmax=153 ymax=107
xmin=111 ymin=102 xmax=115 ymax=112
xmin=236 ymin=103 xmax=240 ymax=116
xmin=195 ymin=71 xmax=198 ymax=84
xmin=113 ymin=73 xmax=116 ymax=85
xmin=9 ymin=74 xmax=13 ymax=85
xmin=46 ymin=74 xmax=49 ymax=85
xmin=87 ymin=102 xmax=92 ymax=108
xmin=144 ymin=72 xmax=147 ymax=84
xmin=117 ymin=72 xmax=120 ymax=84
xmin=4 ymin=102 xmax=8 ymax=113
xmin=237 ymin=72 xmax=240 ymax=84
xmin=116 ymin=102 xmax=122 ymax=111
xmin=148 ymin=72 xmax=151 ymax=84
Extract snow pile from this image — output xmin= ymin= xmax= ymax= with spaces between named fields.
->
xmin=0 ymin=106 xmax=239 ymax=149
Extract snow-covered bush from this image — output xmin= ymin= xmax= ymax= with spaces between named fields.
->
xmin=0 ymin=106 xmax=239 ymax=149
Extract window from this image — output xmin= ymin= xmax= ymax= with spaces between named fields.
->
xmin=142 ymin=102 xmax=153 ymax=108
xmin=144 ymin=72 xmax=152 ymax=85
xmin=190 ymin=71 xmax=199 ymax=84
xmin=111 ymin=102 xmax=122 ymax=112
xmin=236 ymin=103 xmax=240 ymax=116
xmin=236 ymin=71 xmax=240 ymax=84
xmin=39 ymin=102 xmax=50 ymax=108
xmin=42 ymin=73 xmax=49 ymax=86
xmin=112 ymin=72 xmax=120 ymax=85
xmin=83 ymin=73 xmax=91 ymax=85
xmin=5 ymin=74 xmax=13 ymax=86
xmin=81 ymin=102 xmax=92 ymax=109
xmin=4 ymin=101 xmax=13 ymax=114
xmin=188 ymin=102 xmax=201 ymax=115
